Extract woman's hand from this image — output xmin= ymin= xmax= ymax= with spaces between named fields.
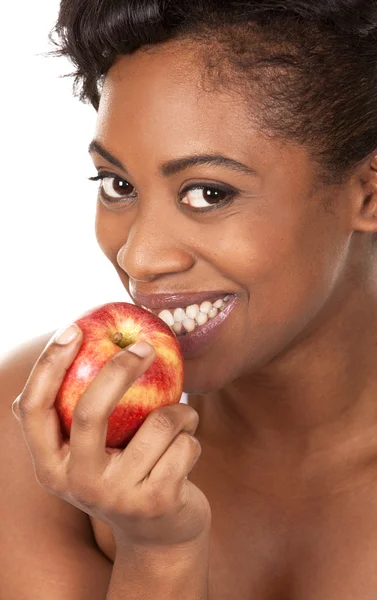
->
xmin=11 ymin=324 xmax=212 ymax=552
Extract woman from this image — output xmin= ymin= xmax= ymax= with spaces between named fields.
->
xmin=1 ymin=0 xmax=377 ymax=598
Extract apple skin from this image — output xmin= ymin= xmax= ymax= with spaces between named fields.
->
xmin=55 ymin=302 xmax=184 ymax=449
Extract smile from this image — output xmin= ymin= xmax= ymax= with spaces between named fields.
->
xmin=144 ymin=294 xmax=232 ymax=336
xmin=155 ymin=294 xmax=239 ymax=358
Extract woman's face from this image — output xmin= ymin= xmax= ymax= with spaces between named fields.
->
xmin=91 ymin=41 xmax=351 ymax=394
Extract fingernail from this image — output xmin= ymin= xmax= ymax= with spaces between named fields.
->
xmin=127 ymin=341 xmax=153 ymax=358
xmin=54 ymin=323 xmax=80 ymax=345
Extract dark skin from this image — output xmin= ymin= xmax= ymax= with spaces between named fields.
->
xmin=90 ymin=39 xmax=377 ymax=597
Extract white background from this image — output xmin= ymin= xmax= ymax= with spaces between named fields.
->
xmin=1 ymin=2 xmax=132 ymax=359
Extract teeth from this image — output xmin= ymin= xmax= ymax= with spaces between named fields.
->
xmin=157 ymin=295 xmax=232 ymax=336
xmin=199 ymin=301 xmax=213 ymax=314
xmin=173 ymin=308 xmax=186 ymax=322
xmin=158 ymin=309 xmax=175 ymax=327
xmin=213 ymin=299 xmax=225 ymax=310
xmin=182 ymin=317 xmax=196 ymax=332
xmin=195 ymin=312 xmax=208 ymax=326
xmin=186 ymin=304 xmax=200 ymax=319
xmin=172 ymin=321 xmax=183 ymax=334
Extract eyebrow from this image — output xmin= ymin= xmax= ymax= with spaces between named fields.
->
xmin=88 ymin=140 xmax=259 ymax=178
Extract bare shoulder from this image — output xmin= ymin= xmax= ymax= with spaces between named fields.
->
xmin=0 ymin=331 xmax=113 ymax=598
xmin=0 ymin=330 xmax=55 ymax=405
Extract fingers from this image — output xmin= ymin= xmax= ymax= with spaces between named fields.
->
xmin=13 ymin=322 xmax=200 ymax=519
xmin=15 ymin=324 xmax=83 ymax=474
xmin=148 ymin=430 xmax=202 ymax=484
xmin=118 ymin=403 xmax=200 ymax=484
xmin=68 ymin=344 xmax=156 ymax=475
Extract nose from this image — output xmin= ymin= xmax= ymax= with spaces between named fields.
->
xmin=116 ymin=205 xmax=194 ymax=282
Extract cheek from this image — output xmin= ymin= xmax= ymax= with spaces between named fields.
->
xmin=220 ymin=206 xmax=346 ymax=360
xmin=95 ymin=201 xmax=127 ymax=260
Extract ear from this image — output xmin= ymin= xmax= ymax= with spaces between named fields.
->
xmin=349 ymin=152 xmax=377 ymax=236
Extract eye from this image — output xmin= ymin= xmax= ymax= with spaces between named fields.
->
xmin=179 ymin=185 xmax=235 ymax=210
xmin=87 ymin=172 xmax=238 ymax=212
xmin=88 ymin=172 xmax=135 ymax=203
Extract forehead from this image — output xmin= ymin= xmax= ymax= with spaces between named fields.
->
xmin=97 ymin=42 xmax=260 ymax=154
xmin=95 ymin=41 xmax=314 ymax=188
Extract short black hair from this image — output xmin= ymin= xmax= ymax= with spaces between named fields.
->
xmin=47 ymin=0 xmax=377 ymax=187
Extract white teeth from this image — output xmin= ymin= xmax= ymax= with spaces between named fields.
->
xmin=195 ymin=312 xmax=208 ymax=326
xmin=186 ymin=304 xmax=200 ymax=319
xmin=156 ymin=294 xmax=232 ymax=336
xmin=173 ymin=307 xmax=187 ymax=322
xmin=172 ymin=321 xmax=183 ymax=334
xmin=199 ymin=301 xmax=213 ymax=314
xmin=182 ymin=317 xmax=196 ymax=332
xmin=158 ymin=309 xmax=175 ymax=327
xmin=213 ymin=299 xmax=225 ymax=310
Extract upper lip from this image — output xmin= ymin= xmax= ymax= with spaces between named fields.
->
xmin=130 ymin=290 xmax=235 ymax=314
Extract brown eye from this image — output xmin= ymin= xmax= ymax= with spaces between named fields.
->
xmin=180 ymin=185 xmax=230 ymax=209
xmin=101 ymin=175 xmax=135 ymax=199
xmin=87 ymin=172 xmax=137 ymax=203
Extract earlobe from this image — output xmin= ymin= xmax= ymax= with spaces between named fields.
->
xmin=350 ymin=152 xmax=377 ymax=235
xmin=359 ymin=191 xmax=377 ymax=232
xmin=360 ymin=187 xmax=377 ymax=221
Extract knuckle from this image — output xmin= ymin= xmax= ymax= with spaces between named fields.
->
xmin=177 ymin=430 xmax=193 ymax=446
xmin=73 ymin=406 xmax=97 ymax=431
xmin=178 ymin=431 xmax=201 ymax=455
xmin=111 ymin=351 xmax=130 ymax=369
xmin=181 ymin=405 xmax=200 ymax=433
xmin=35 ymin=465 xmax=63 ymax=495
xmin=150 ymin=406 xmax=177 ymax=433
xmin=67 ymin=473 xmax=101 ymax=508
xmin=144 ymin=485 xmax=169 ymax=518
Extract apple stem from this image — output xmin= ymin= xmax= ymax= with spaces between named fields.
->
xmin=112 ymin=332 xmax=127 ymax=348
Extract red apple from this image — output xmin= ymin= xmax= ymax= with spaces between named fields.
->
xmin=55 ymin=302 xmax=184 ymax=449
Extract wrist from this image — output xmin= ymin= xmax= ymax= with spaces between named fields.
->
xmin=108 ymin=536 xmax=210 ymax=600
xmin=116 ymin=532 xmax=210 ymax=572
xmin=113 ymin=521 xmax=211 ymax=559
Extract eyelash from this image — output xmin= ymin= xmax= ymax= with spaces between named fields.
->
xmin=87 ymin=171 xmax=238 ymax=213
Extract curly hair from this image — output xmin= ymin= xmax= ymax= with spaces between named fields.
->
xmin=47 ymin=0 xmax=377 ymax=187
